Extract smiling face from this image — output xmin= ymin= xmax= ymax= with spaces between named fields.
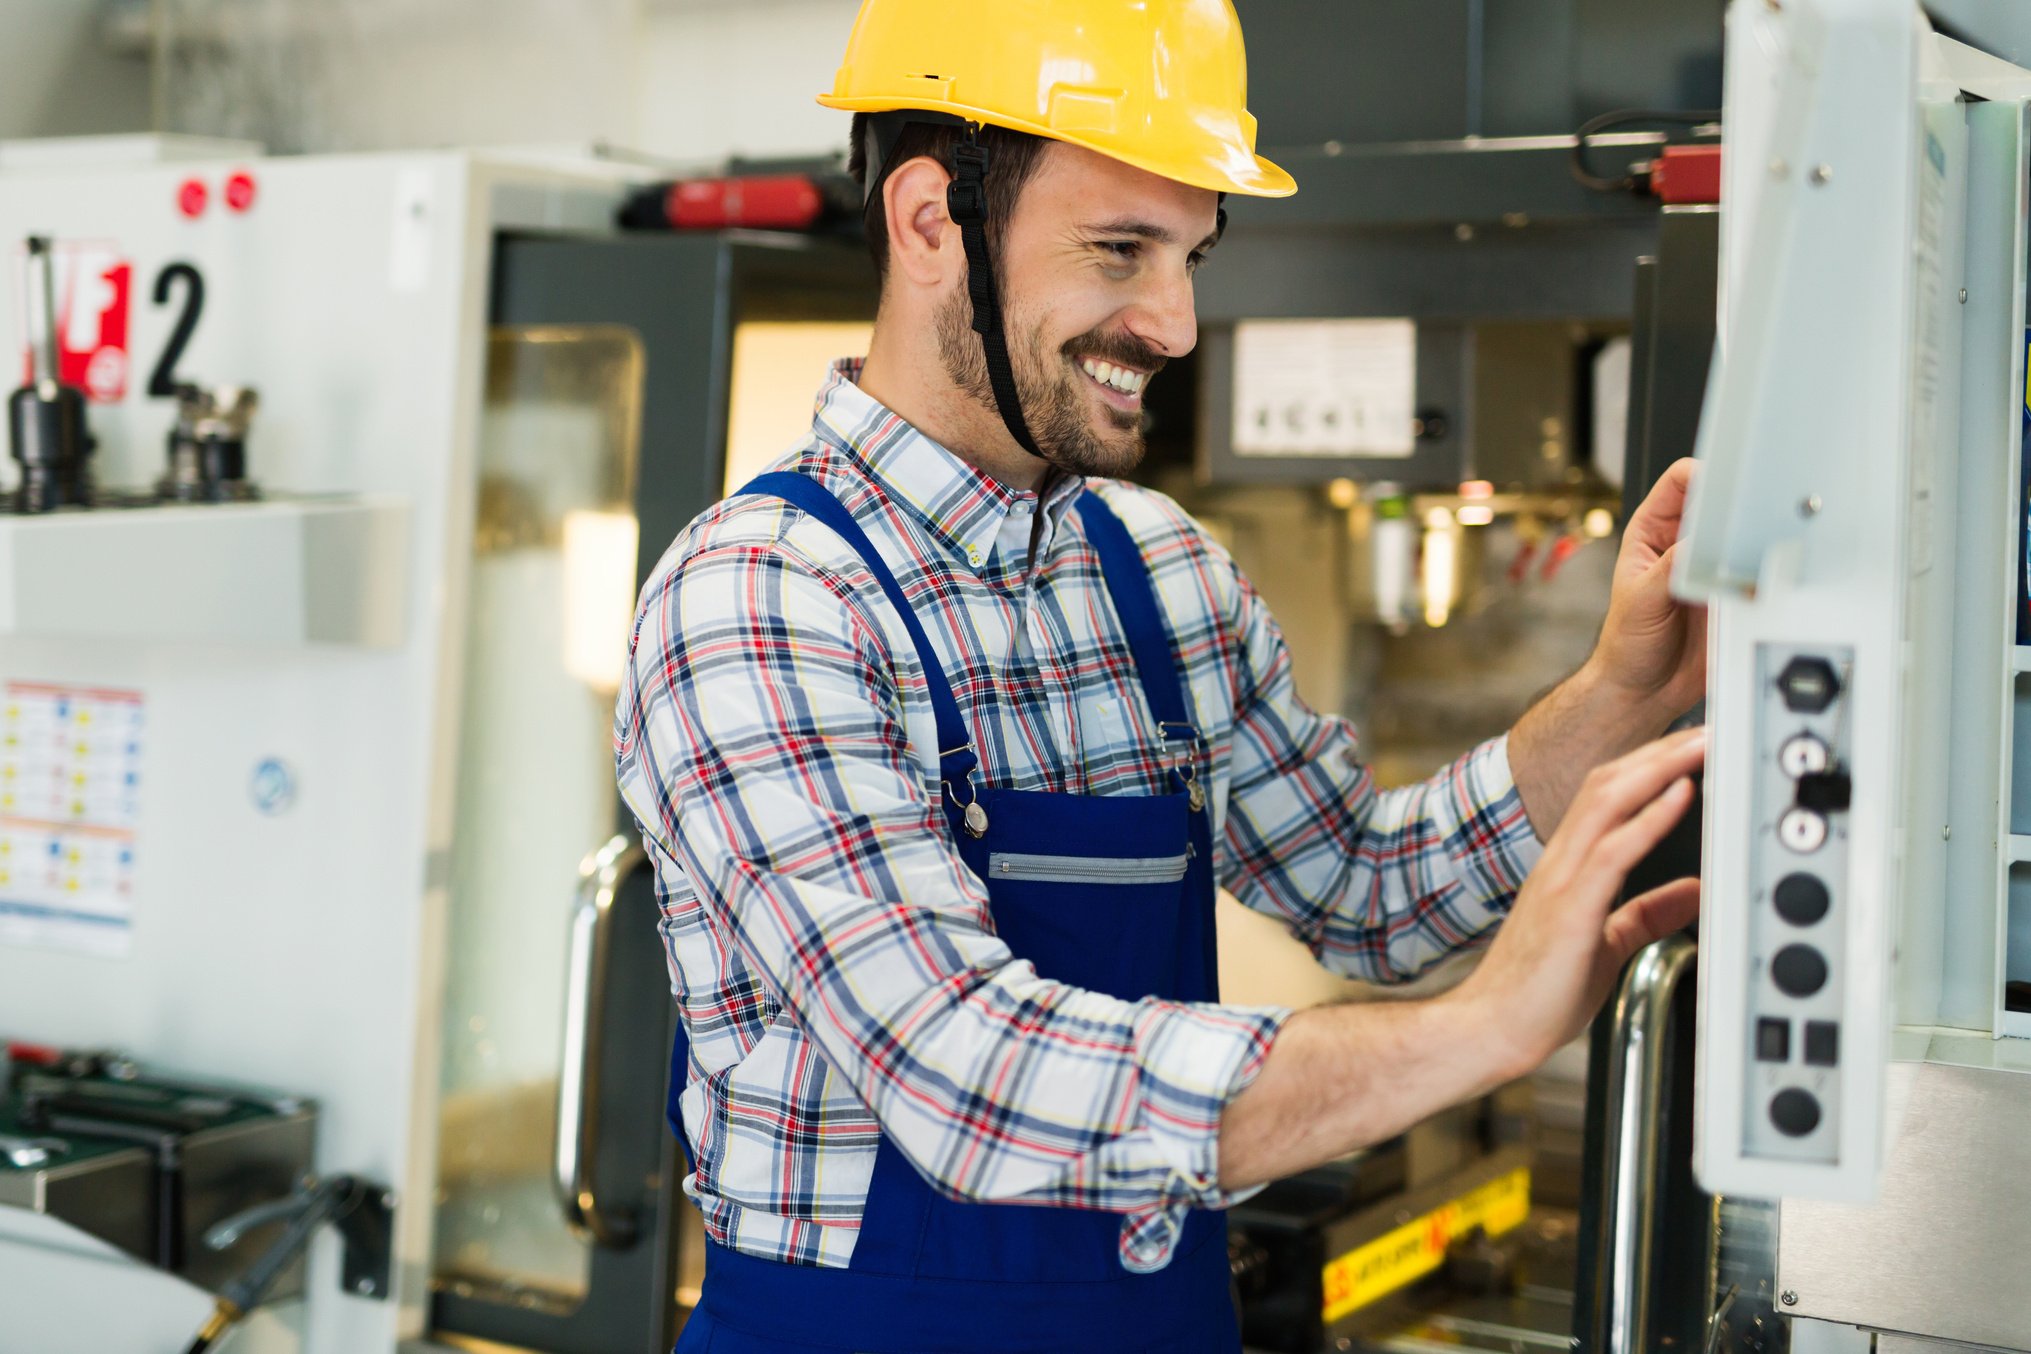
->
xmin=935 ymin=142 xmax=1221 ymax=478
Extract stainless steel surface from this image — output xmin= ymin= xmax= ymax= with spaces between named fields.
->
xmin=1592 ymin=934 xmax=1697 ymax=1354
xmin=0 ymin=1139 xmax=154 ymax=1257
xmin=1779 ymin=1057 xmax=2031 ymax=1350
xmin=0 ymin=1103 xmax=313 ymax=1299
xmin=1787 ymin=1319 xmax=1872 ymax=1354
xmin=552 ymin=832 xmax=643 ymax=1248
xmin=1875 ymin=1336 xmax=2000 ymax=1354
xmin=176 ymin=1107 xmax=318 ymax=1300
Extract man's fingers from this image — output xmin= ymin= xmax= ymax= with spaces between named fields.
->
xmin=1594 ymin=776 xmax=1697 ymax=874
xmin=1623 ymin=458 xmax=1697 ymax=551
xmin=1561 ymin=727 xmax=1707 ymax=845
xmin=1603 ymin=876 xmax=1701 ymax=962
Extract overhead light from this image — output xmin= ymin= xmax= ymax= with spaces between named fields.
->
xmin=1583 ymin=507 xmax=1616 ymax=538
xmin=1457 ymin=505 xmax=1495 ymax=527
xmin=1422 ymin=508 xmax=1457 ymax=628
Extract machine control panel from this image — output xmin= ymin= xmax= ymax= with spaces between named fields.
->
xmin=1741 ymin=642 xmax=1853 ymax=1164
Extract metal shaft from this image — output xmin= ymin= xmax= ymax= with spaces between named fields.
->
xmin=23 ymin=237 xmax=61 ymax=392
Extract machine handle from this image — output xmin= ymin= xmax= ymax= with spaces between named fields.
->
xmin=553 ymin=833 xmax=646 ymax=1247
xmin=1594 ymin=932 xmax=1697 ymax=1354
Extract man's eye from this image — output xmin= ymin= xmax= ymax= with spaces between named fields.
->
xmin=1100 ymin=241 xmax=1140 ymax=260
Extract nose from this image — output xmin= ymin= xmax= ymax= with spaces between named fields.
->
xmin=1123 ymin=264 xmax=1198 ymax=361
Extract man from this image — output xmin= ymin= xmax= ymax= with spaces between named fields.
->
xmin=615 ymin=3 xmax=1707 ymax=1349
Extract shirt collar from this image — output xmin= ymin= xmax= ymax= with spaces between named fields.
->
xmin=811 ymin=358 xmax=1085 ymax=575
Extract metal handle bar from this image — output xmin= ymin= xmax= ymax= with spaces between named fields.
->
xmin=553 ymin=833 xmax=645 ymax=1247
xmin=1593 ymin=932 xmax=1697 ymax=1354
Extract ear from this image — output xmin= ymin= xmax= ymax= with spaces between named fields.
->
xmin=881 ymin=154 xmax=961 ymax=291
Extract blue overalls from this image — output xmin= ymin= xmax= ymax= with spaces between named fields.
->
xmin=668 ymin=472 xmax=1239 ymax=1354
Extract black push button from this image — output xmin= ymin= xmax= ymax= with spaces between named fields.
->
xmin=1796 ymin=770 xmax=1852 ymax=813
xmin=1770 ymin=1088 xmax=1822 ymax=1137
xmin=1803 ymin=1021 xmax=1839 ymax=1067
xmin=1756 ymin=1018 xmax=1791 ymax=1062
xmin=1773 ymin=873 xmax=1831 ymax=926
xmin=1771 ymin=944 xmax=1829 ymax=998
xmin=1777 ymin=656 xmax=1842 ymax=713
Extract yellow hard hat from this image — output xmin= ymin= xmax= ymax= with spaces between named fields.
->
xmin=816 ymin=0 xmax=1296 ymax=199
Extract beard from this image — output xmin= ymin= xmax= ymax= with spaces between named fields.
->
xmin=934 ymin=288 xmax=1158 ymax=479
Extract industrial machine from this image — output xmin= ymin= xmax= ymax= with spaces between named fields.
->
xmin=0 ymin=143 xmax=669 ymax=1354
xmin=0 ymin=3 xmax=1884 ymax=1350
xmin=1661 ymin=3 xmax=2031 ymax=1352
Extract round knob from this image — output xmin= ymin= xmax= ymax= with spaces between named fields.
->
xmin=1770 ymin=1088 xmax=1822 ymax=1138
xmin=1771 ymin=944 xmax=1829 ymax=997
xmin=1773 ymin=874 xmax=1830 ymax=926
xmin=1778 ymin=733 xmax=1830 ymax=778
xmin=1778 ymin=808 xmax=1829 ymax=853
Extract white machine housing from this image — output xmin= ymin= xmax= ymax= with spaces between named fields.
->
xmin=1678 ymin=0 xmax=2031 ymax=1203
xmin=0 ymin=148 xmax=624 ymax=1353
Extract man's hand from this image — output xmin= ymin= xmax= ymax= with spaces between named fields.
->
xmin=1217 ymin=728 xmax=1704 ymax=1191
xmin=1591 ymin=458 xmax=1708 ymax=714
xmin=1508 ymin=460 xmax=1708 ymax=837
xmin=1449 ymin=726 xmax=1705 ymax=1076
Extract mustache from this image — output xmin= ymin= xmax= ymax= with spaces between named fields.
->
xmin=1062 ymin=331 xmax=1168 ymax=376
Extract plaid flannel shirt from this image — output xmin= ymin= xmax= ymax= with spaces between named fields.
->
xmin=614 ymin=360 xmax=1542 ymax=1273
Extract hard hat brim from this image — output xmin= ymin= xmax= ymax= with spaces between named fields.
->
xmin=817 ymin=95 xmax=1297 ymax=199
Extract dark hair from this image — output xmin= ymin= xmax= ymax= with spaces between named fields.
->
xmin=849 ymin=112 xmax=1053 ymax=289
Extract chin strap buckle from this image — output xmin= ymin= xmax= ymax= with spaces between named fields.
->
xmin=947 ymin=141 xmax=989 ymax=224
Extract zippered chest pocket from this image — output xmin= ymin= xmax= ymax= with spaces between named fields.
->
xmin=986 ymin=850 xmax=1190 ymax=885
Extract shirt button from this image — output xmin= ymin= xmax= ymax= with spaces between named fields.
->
xmin=1012 ymin=502 xmax=1033 ymax=517
xmin=966 ymin=545 xmax=982 ymax=565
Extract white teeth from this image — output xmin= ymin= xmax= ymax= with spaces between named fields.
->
xmin=1081 ymin=358 xmax=1146 ymax=396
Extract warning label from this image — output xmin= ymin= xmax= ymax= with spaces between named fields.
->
xmin=1321 ymin=1166 xmax=1531 ymax=1323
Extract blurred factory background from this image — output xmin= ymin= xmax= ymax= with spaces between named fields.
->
xmin=6 ymin=3 xmax=2031 ymax=1353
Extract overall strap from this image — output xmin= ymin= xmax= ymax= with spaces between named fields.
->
xmin=735 ymin=472 xmax=980 ymax=792
xmin=1073 ymin=491 xmax=1199 ymax=755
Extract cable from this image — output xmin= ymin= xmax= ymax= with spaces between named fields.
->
xmin=1569 ymin=108 xmax=1722 ymax=195
xmin=181 ymin=1301 xmax=240 ymax=1354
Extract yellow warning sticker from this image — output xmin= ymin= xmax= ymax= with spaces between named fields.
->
xmin=1320 ymin=1166 xmax=1530 ymax=1323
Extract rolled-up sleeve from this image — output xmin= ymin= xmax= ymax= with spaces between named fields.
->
xmin=1214 ymin=560 xmax=1544 ymax=983
xmin=615 ymin=523 xmax=1287 ymax=1271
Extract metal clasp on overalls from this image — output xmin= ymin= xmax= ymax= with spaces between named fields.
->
xmin=1158 ymin=721 xmax=1206 ymax=813
xmin=941 ymin=743 xmax=989 ymax=838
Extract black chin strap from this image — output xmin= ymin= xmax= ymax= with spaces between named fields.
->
xmin=946 ymin=128 xmax=1046 ymax=459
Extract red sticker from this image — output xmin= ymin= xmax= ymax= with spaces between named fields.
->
xmin=16 ymin=242 xmax=133 ymax=403
xmin=177 ymin=178 xmax=208 ymax=219
xmin=224 ymin=171 xmax=256 ymax=213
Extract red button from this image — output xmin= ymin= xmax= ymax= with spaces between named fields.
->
xmin=177 ymin=177 xmax=208 ymax=219
xmin=224 ymin=170 xmax=257 ymax=213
